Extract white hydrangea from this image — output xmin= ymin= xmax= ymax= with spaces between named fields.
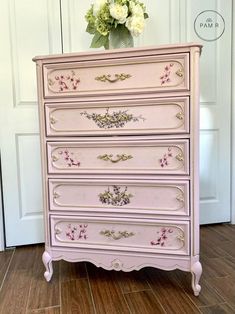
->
xmin=126 ymin=15 xmax=145 ymax=36
xmin=109 ymin=3 xmax=128 ymax=24
xmin=129 ymin=2 xmax=144 ymax=17
xmin=93 ymin=0 xmax=107 ymax=16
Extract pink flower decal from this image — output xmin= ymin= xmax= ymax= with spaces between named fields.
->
xmin=66 ymin=223 xmax=88 ymax=241
xmin=160 ymin=63 xmax=174 ymax=85
xmin=160 ymin=147 xmax=173 ymax=168
xmin=49 ymin=70 xmax=80 ymax=92
xmin=151 ymin=227 xmax=173 ymax=246
xmin=58 ymin=150 xmax=80 ymax=167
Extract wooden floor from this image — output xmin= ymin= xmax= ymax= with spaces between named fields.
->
xmin=0 ymin=224 xmax=235 ymax=314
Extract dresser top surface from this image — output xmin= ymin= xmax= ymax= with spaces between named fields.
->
xmin=33 ymin=42 xmax=202 ymax=63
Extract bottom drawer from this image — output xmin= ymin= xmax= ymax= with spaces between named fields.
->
xmin=50 ymin=215 xmax=190 ymax=255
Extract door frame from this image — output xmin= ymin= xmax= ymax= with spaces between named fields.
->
xmin=0 ymin=173 xmax=5 ymax=251
xmin=231 ymin=0 xmax=235 ymax=224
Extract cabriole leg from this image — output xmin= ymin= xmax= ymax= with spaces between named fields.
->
xmin=42 ymin=251 xmax=53 ymax=282
xmin=191 ymin=261 xmax=202 ymax=296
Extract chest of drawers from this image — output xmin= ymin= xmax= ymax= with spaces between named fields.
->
xmin=33 ymin=43 xmax=202 ymax=296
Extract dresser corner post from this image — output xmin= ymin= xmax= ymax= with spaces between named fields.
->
xmin=191 ymin=260 xmax=202 ymax=296
xmin=42 ymin=250 xmax=53 ymax=282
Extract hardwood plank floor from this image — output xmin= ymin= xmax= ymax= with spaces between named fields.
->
xmin=27 ymin=246 xmax=60 ymax=311
xmin=0 ymin=246 xmax=37 ymax=314
xmin=61 ymin=278 xmax=95 ymax=314
xmin=0 ymin=249 xmax=14 ymax=288
xmin=0 ymin=224 xmax=235 ymax=313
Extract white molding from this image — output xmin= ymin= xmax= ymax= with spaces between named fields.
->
xmin=169 ymin=0 xmax=180 ymax=43
xmin=231 ymin=1 xmax=235 ymax=224
xmin=0 ymin=171 xmax=5 ymax=251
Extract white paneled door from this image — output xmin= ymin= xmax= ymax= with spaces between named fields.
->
xmin=0 ymin=0 xmax=62 ymax=246
xmin=0 ymin=0 xmax=232 ymax=246
xmin=183 ymin=1 xmax=232 ymax=224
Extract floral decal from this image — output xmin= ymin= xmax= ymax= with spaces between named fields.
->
xmin=100 ymin=229 xmax=135 ymax=240
xmin=160 ymin=63 xmax=174 ymax=85
xmin=66 ymin=223 xmax=88 ymax=241
xmin=99 ymin=185 xmax=133 ymax=206
xmin=151 ymin=227 xmax=173 ymax=246
xmin=57 ymin=149 xmax=80 ymax=167
xmin=80 ymin=108 xmax=145 ymax=129
xmin=48 ymin=70 xmax=80 ymax=92
xmin=160 ymin=147 xmax=173 ymax=168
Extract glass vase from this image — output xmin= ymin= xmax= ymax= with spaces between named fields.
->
xmin=108 ymin=25 xmax=134 ymax=49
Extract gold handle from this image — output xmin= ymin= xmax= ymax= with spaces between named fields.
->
xmin=100 ymin=229 xmax=135 ymax=240
xmin=175 ymin=68 xmax=184 ymax=77
xmin=176 ymin=112 xmax=184 ymax=120
xmin=176 ymin=153 xmax=184 ymax=162
xmin=98 ymin=154 xmax=133 ymax=163
xmin=95 ymin=73 xmax=131 ymax=83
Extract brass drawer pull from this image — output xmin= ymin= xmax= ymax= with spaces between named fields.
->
xmin=95 ymin=73 xmax=131 ymax=83
xmin=100 ymin=229 xmax=135 ymax=240
xmin=98 ymin=154 xmax=133 ymax=163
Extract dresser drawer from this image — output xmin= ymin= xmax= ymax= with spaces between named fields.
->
xmin=46 ymin=97 xmax=189 ymax=136
xmin=50 ymin=215 xmax=189 ymax=255
xmin=43 ymin=53 xmax=189 ymax=98
xmin=47 ymin=139 xmax=189 ymax=175
xmin=49 ymin=179 xmax=189 ymax=216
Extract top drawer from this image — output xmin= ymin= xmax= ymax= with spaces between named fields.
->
xmin=43 ymin=53 xmax=189 ymax=98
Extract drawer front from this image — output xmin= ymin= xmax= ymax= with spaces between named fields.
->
xmin=49 ymin=179 xmax=189 ymax=216
xmin=46 ymin=97 xmax=189 ymax=136
xmin=47 ymin=139 xmax=189 ymax=175
xmin=50 ymin=215 xmax=189 ymax=255
xmin=44 ymin=54 xmax=189 ymax=98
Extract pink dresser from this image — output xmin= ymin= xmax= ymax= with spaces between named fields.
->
xmin=33 ymin=43 xmax=202 ymax=296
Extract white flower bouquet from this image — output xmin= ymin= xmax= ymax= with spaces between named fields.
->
xmin=85 ymin=0 xmax=148 ymax=49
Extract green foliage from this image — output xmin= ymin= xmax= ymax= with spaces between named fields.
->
xmin=86 ymin=23 xmax=96 ymax=34
xmin=90 ymin=32 xmax=109 ymax=48
xmin=144 ymin=12 xmax=149 ymax=19
xmin=85 ymin=0 xmax=149 ymax=49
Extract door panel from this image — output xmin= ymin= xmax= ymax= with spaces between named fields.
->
xmin=183 ymin=1 xmax=232 ymax=223
xmin=0 ymin=0 xmax=62 ymax=246
xmin=136 ymin=0 xmax=231 ymax=224
xmin=61 ymin=0 xmax=94 ymax=52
